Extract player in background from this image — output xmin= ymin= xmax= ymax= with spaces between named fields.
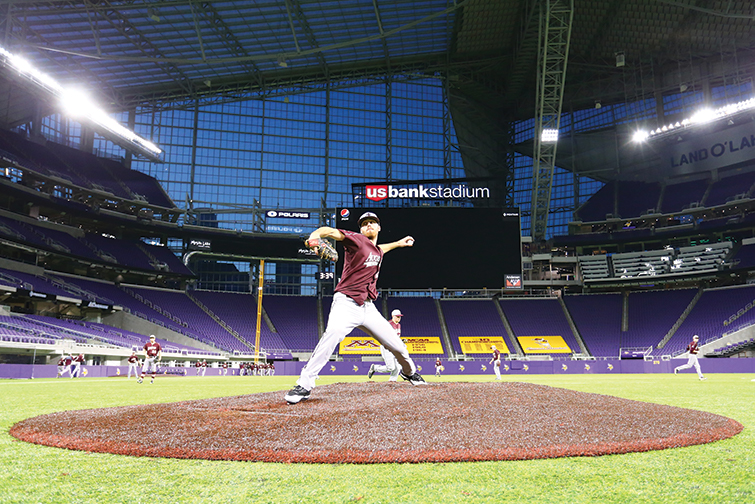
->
xmin=56 ymin=355 xmax=70 ymax=378
xmin=221 ymin=361 xmax=228 ymax=375
xmin=126 ymin=351 xmax=140 ymax=379
xmin=137 ymin=334 xmax=162 ymax=384
xmin=674 ymin=334 xmax=706 ymax=380
xmin=60 ymin=353 xmax=74 ymax=378
xmin=70 ymin=353 xmax=85 ymax=378
xmin=435 ymin=357 xmax=443 ymax=377
xmin=368 ymin=309 xmax=404 ymax=382
xmin=201 ymin=359 xmax=207 ymax=376
xmin=285 ymin=211 xmax=426 ymax=404
xmin=490 ymin=345 xmax=502 ymax=380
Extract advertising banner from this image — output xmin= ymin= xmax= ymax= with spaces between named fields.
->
xmin=666 ymin=122 xmax=755 ymax=175
xmin=403 ymin=337 xmax=444 ymax=354
xmin=338 ymin=336 xmax=444 ymax=354
xmin=518 ymin=336 xmax=572 ymax=354
xmin=458 ymin=336 xmax=509 ymax=354
xmin=339 ymin=337 xmax=382 ymax=354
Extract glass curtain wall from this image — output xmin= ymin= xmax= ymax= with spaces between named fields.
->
xmin=90 ymin=77 xmax=465 ymax=292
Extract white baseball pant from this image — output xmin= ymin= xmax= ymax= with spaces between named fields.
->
xmin=128 ymin=363 xmax=139 ymax=378
xmin=674 ymin=354 xmax=704 ymax=378
xmin=142 ymin=356 xmax=159 ymax=374
xmin=297 ymin=292 xmax=416 ymax=391
xmin=374 ymin=345 xmax=401 ymax=381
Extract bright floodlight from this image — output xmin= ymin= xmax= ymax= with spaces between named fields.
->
xmin=0 ymin=45 xmax=161 ymax=159
xmin=632 ymin=130 xmax=649 ymax=143
xmin=541 ymin=128 xmax=559 ymax=143
xmin=690 ymin=108 xmax=716 ymax=124
xmin=61 ymin=89 xmax=98 ymax=118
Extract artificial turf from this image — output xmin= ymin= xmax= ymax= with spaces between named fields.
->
xmin=1 ymin=373 xmax=753 ymax=504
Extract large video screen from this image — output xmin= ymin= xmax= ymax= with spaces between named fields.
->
xmin=335 ymin=207 xmax=521 ymax=290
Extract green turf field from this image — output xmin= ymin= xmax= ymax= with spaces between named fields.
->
xmin=1 ymin=373 xmax=753 ymax=504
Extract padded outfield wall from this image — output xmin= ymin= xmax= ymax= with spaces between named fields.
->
xmin=2 ymin=358 xmax=755 ymax=379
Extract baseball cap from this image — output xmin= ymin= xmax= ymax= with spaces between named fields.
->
xmin=391 ymin=309 xmax=403 ymax=317
xmin=149 ymin=334 xmax=156 ymax=339
xmin=358 ymin=212 xmax=380 ymax=227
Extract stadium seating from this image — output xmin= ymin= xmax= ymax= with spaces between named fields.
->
xmin=660 ymin=179 xmax=708 ymax=213
xmin=441 ymin=299 xmax=513 ymax=356
xmin=704 ymin=171 xmax=755 ymax=207
xmin=664 ymin=285 xmax=755 ymax=354
xmin=260 ymin=295 xmax=320 ymax=352
xmin=578 ymin=242 xmax=732 ymax=282
xmin=623 ymin=289 xmax=697 ymax=350
xmin=575 ymin=181 xmax=661 ymax=222
xmin=611 ymin=249 xmax=673 ymax=278
xmin=577 ymin=254 xmax=610 ymax=280
xmin=0 ymin=129 xmax=175 ymax=208
xmin=500 ymin=298 xmax=581 ymax=356
xmin=670 ymin=242 xmax=730 ymax=274
xmin=189 ymin=290 xmax=290 ymax=352
xmin=563 ymin=293 xmax=623 ymax=357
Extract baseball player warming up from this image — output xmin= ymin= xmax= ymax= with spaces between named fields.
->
xmin=490 ymin=345 xmax=502 ymax=380
xmin=127 ymin=351 xmax=140 ymax=379
xmin=674 ymin=334 xmax=706 ymax=380
xmin=285 ymin=211 xmax=426 ymax=404
xmin=137 ymin=334 xmax=162 ymax=384
xmin=368 ymin=309 xmax=404 ymax=382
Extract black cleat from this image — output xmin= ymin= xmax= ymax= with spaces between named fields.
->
xmin=368 ymin=364 xmax=375 ymax=379
xmin=284 ymin=385 xmax=311 ymax=404
xmin=400 ymin=371 xmax=427 ymax=386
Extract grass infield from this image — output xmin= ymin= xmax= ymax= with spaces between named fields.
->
xmin=1 ymin=373 xmax=753 ymax=504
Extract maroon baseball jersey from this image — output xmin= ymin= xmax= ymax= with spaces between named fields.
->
xmin=335 ymin=229 xmax=384 ymax=306
xmin=143 ymin=341 xmax=161 ymax=357
xmin=435 ymin=358 xmax=441 ymax=367
xmin=390 ymin=320 xmax=401 ymax=336
xmin=57 ymin=358 xmax=65 ymax=366
xmin=74 ymin=354 xmax=85 ymax=363
xmin=127 ymin=355 xmax=138 ymax=364
xmin=687 ymin=341 xmax=700 ymax=354
xmin=492 ymin=349 xmax=501 ymax=361
xmin=63 ymin=356 xmax=73 ymax=365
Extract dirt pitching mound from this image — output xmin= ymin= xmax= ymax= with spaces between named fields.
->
xmin=9 ymin=382 xmax=742 ymax=463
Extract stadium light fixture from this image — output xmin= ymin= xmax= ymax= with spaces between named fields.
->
xmin=541 ymin=128 xmax=559 ymax=143
xmin=632 ymin=96 xmax=755 ymax=143
xmin=632 ymin=130 xmax=649 ymax=143
xmin=0 ymin=45 xmax=162 ymax=161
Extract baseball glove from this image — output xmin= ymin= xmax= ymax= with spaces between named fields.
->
xmin=306 ymin=238 xmax=339 ymax=262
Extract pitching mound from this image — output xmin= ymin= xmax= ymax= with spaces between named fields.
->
xmin=10 ymin=382 xmax=742 ymax=463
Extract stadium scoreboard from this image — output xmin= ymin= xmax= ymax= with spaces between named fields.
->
xmin=336 ymin=207 xmax=521 ymax=290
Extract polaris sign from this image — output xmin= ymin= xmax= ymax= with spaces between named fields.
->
xmin=266 ymin=210 xmax=310 ymax=219
xmin=364 ymin=183 xmax=490 ymax=202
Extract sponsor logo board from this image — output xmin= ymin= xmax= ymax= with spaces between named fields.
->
xmin=458 ymin=336 xmax=509 ymax=354
xmin=266 ymin=210 xmax=311 ymax=219
xmin=505 ymin=274 xmax=522 ymax=289
xmin=364 ymin=183 xmax=490 ymax=202
xmin=338 ymin=336 xmax=444 ymax=354
xmin=339 ymin=337 xmax=381 ymax=354
xmin=517 ymin=336 xmax=572 ymax=354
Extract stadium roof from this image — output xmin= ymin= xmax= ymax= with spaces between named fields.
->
xmin=1 ymin=0 xmax=754 ymax=127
